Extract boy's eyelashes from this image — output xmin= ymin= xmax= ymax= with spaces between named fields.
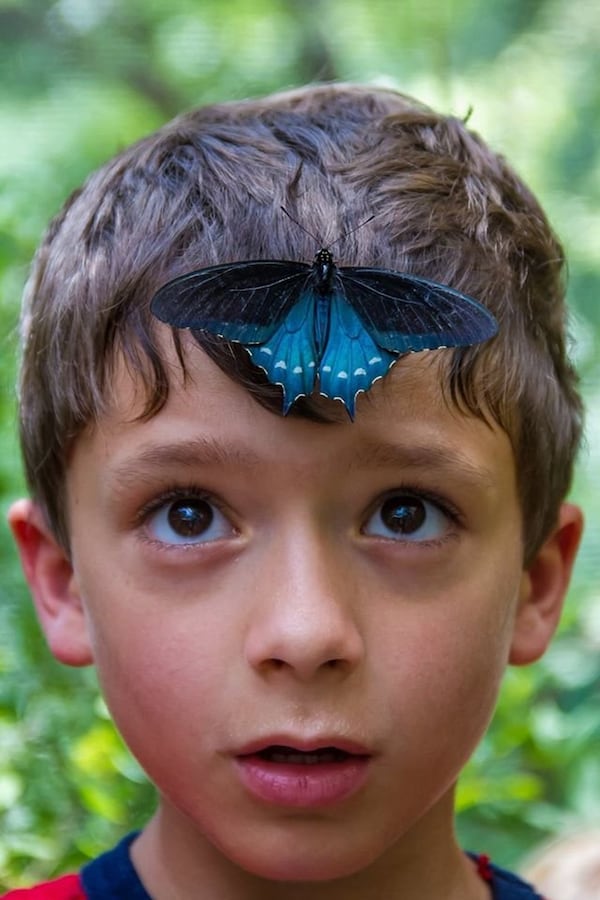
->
xmin=361 ymin=490 xmax=459 ymax=544
xmin=137 ymin=487 xmax=238 ymax=547
xmin=133 ymin=483 xmax=461 ymax=549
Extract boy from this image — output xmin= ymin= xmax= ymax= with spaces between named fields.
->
xmin=4 ymin=84 xmax=583 ymax=899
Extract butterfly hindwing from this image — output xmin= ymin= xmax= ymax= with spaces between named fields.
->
xmin=247 ymin=288 xmax=319 ymax=411
xmin=318 ymin=289 xmax=396 ymax=417
xmin=339 ymin=267 xmax=498 ymax=352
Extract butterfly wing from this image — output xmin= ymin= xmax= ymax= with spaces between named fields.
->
xmin=318 ymin=288 xmax=397 ymax=418
xmin=339 ymin=267 xmax=498 ymax=352
xmin=151 ymin=260 xmax=311 ymax=344
xmin=246 ymin=287 xmax=320 ymax=412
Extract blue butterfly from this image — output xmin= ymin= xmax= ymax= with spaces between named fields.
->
xmin=151 ymin=248 xmax=497 ymax=417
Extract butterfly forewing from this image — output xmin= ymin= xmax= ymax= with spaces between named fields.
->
xmin=151 ymin=260 xmax=312 ymax=342
xmin=339 ymin=268 xmax=498 ymax=352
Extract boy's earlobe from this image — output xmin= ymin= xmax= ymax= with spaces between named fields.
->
xmin=510 ymin=502 xmax=584 ymax=666
xmin=8 ymin=499 xmax=93 ymax=667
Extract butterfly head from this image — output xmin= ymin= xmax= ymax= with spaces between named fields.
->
xmin=313 ymin=248 xmax=336 ymax=294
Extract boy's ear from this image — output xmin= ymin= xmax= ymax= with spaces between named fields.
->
xmin=510 ymin=502 xmax=583 ymax=666
xmin=8 ymin=498 xmax=93 ymax=667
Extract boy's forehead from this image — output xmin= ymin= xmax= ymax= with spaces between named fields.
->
xmin=93 ymin=329 xmax=513 ymax=486
xmin=110 ymin=328 xmax=459 ymax=426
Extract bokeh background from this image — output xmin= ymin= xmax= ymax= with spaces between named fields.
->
xmin=0 ymin=0 xmax=599 ymax=888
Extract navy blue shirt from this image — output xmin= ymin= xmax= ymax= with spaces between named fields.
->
xmin=81 ymin=833 xmax=546 ymax=899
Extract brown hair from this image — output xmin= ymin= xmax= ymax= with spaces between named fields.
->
xmin=18 ymin=83 xmax=582 ymax=561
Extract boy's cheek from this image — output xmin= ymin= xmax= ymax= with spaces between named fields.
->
xmin=8 ymin=498 xmax=94 ymax=667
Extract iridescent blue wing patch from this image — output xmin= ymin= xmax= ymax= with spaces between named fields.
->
xmin=151 ymin=249 xmax=498 ymax=417
xmin=318 ymin=289 xmax=396 ymax=416
xmin=245 ymin=287 xmax=318 ymax=411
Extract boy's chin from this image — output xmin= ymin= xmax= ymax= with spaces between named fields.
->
xmin=220 ymin=838 xmax=384 ymax=883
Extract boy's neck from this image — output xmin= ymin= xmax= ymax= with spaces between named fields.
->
xmin=130 ymin=795 xmax=492 ymax=900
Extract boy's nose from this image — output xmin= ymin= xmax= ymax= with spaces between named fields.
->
xmin=243 ymin=532 xmax=365 ymax=682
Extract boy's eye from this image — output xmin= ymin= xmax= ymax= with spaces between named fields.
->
xmin=147 ymin=496 xmax=233 ymax=545
xmin=363 ymin=493 xmax=449 ymax=542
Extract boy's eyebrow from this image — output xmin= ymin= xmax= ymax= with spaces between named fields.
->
xmin=108 ymin=436 xmax=496 ymax=490
xmin=347 ymin=440 xmax=498 ymax=488
xmin=108 ymin=438 xmax=262 ymax=486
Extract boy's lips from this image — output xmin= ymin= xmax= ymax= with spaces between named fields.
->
xmin=233 ymin=736 xmax=372 ymax=807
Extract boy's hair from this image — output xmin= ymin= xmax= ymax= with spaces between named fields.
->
xmin=18 ymin=83 xmax=582 ymax=562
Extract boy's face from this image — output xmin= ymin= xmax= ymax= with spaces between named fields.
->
xmin=14 ymin=331 xmax=580 ymax=883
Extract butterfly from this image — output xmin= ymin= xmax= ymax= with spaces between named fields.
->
xmin=151 ymin=247 xmax=498 ymax=417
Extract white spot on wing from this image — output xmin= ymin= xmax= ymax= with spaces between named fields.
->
xmin=354 ymin=367 xmax=367 ymax=375
xmin=337 ymin=371 xmax=348 ymax=379
xmin=260 ymin=347 xmax=273 ymax=356
xmin=368 ymin=356 xmax=382 ymax=365
xmin=275 ymin=360 xmax=287 ymax=369
xmin=293 ymin=366 xmax=303 ymax=374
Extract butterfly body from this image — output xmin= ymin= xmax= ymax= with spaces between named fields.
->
xmin=151 ymin=247 xmax=497 ymax=417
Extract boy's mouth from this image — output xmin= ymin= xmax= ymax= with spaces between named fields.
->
xmin=234 ymin=741 xmax=372 ymax=806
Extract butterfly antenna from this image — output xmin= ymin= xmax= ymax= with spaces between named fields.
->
xmin=280 ymin=206 xmax=322 ymax=245
xmin=280 ymin=206 xmax=376 ymax=251
xmin=327 ymin=215 xmax=376 ymax=251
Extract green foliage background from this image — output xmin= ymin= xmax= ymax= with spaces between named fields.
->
xmin=0 ymin=0 xmax=599 ymax=888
